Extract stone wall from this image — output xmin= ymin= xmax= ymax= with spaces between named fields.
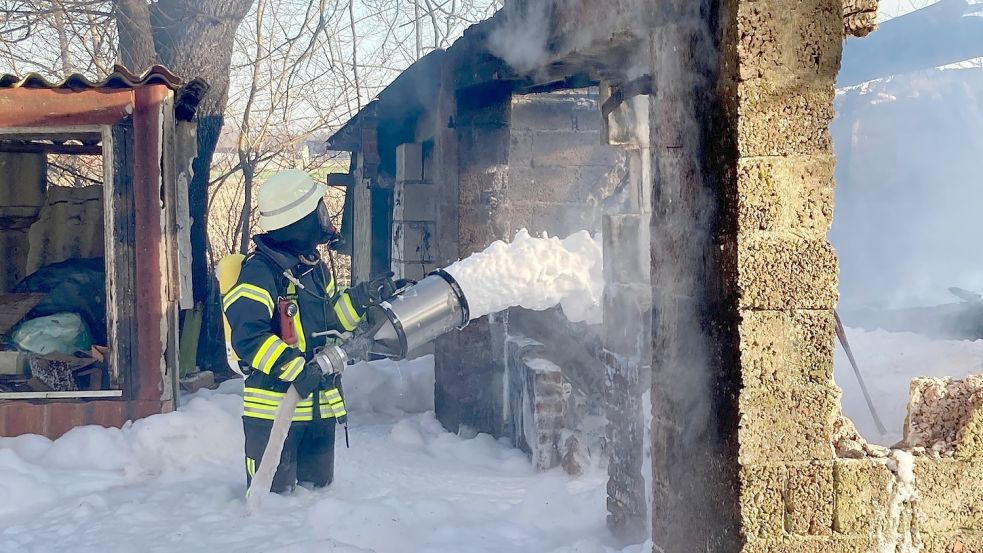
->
xmin=433 ymin=87 xmax=512 ymax=437
xmin=0 ymin=152 xmax=45 ymax=292
xmin=434 ymin=87 xmax=626 ymax=451
xmin=648 ymin=0 xmax=983 ymax=552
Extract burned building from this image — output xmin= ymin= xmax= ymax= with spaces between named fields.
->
xmin=0 ymin=66 xmax=203 ymax=439
xmin=328 ymin=0 xmax=983 ymax=551
xmin=327 ymin=41 xmax=645 ymax=533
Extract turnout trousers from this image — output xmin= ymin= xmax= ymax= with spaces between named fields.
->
xmin=244 ymin=417 xmax=336 ymax=493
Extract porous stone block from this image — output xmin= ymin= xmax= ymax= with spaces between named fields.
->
xmin=739 ymin=310 xmax=835 ymax=389
xmin=914 ymin=458 xmax=983 ymax=534
xmin=921 ymin=531 xmax=983 ymax=553
xmin=842 ymin=0 xmax=878 ymax=38
xmin=740 ymin=464 xmax=788 ymax=538
xmin=956 ymin=404 xmax=983 ymax=460
xmin=742 ymin=536 xmax=874 ymax=553
xmin=458 ymin=164 xmax=509 ymax=206
xmin=736 ymin=237 xmax=838 ymax=310
xmin=735 ymin=156 xmax=835 ymax=237
xmin=736 ymin=0 xmax=842 ymax=83
xmin=509 ymin=131 xmax=535 ymax=168
xmin=511 ymin=96 xmax=578 ymax=131
xmin=786 ymin=462 xmax=834 ymax=535
xmin=905 ymin=375 xmax=983 ymax=455
xmin=736 ymin=82 xmax=836 ymax=158
xmin=832 ymin=458 xmax=893 ymax=536
xmin=739 ymin=385 xmax=838 ymax=464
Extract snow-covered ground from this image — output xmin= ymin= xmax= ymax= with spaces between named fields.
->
xmin=0 ymin=356 xmax=640 ymax=553
xmin=835 ymin=327 xmax=983 ymax=446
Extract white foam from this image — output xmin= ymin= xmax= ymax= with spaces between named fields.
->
xmin=445 ymin=229 xmax=604 ymax=324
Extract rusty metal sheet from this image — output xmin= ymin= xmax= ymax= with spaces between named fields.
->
xmin=0 ymin=88 xmax=134 ymax=127
xmin=0 ymin=64 xmax=183 ymax=91
xmin=132 ymin=85 xmax=168 ymax=403
xmin=0 ymin=398 xmax=161 ymax=439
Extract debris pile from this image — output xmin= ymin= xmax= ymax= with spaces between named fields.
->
xmin=0 ymin=258 xmax=110 ymax=393
xmin=903 ymin=374 xmax=983 ymax=456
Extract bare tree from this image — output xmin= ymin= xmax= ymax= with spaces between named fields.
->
xmin=0 ymin=0 xmax=501 ymax=371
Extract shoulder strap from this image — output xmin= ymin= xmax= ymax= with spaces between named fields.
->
xmin=247 ymin=250 xmax=290 ymax=299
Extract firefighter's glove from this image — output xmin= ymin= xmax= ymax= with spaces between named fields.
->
xmin=349 ymin=272 xmax=397 ymax=309
xmin=291 ymin=364 xmax=322 ymax=399
xmin=394 ymin=278 xmax=415 ymax=291
xmin=320 ymin=371 xmax=341 ymax=392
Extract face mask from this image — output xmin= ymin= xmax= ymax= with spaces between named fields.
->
xmin=315 ymin=201 xmax=340 ymax=245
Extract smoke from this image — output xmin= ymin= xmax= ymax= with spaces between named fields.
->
xmin=832 ymin=66 xmax=983 ymax=313
xmin=486 ymin=1 xmax=552 ymax=75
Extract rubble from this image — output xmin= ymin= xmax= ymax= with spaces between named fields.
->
xmin=904 ymin=375 xmax=983 ymax=456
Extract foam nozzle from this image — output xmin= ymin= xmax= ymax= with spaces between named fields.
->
xmin=365 ymin=269 xmax=470 ymax=359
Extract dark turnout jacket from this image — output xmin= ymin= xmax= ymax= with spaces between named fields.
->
xmin=222 ymin=235 xmax=363 ymax=424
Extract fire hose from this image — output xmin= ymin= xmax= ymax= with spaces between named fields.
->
xmin=245 ymin=270 xmax=470 ymax=512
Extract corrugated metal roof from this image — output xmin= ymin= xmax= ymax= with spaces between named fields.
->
xmin=0 ymin=64 xmax=183 ymax=91
xmin=0 ymin=65 xmax=210 ymax=122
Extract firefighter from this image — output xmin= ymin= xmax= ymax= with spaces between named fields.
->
xmin=222 ymin=169 xmax=386 ymax=493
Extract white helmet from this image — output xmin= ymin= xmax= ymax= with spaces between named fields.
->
xmin=256 ymin=169 xmax=327 ymax=231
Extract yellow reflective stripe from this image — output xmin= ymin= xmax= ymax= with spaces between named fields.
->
xmin=278 ymin=358 xmax=305 ymax=382
xmin=243 ymin=408 xmax=318 ymax=422
xmin=243 ymin=403 xmax=313 ymax=414
xmin=242 ymin=385 xmax=344 ymax=421
xmin=244 ymin=387 xmax=285 ymax=400
xmin=334 ymin=292 xmax=361 ymax=331
xmin=223 ymin=284 xmax=274 ymax=317
xmin=293 ymin=305 xmax=306 ymax=354
xmin=243 ymin=408 xmax=276 ymax=420
xmin=326 ymin=277 xmax=337 ymax=297
xmin=251 ymin=336 xmax=288 ymax=374
xmin=245 ymin=457 xmax=256 ymax=477
xmin=243 ymin=395 xmax=278 ymax=407
xmin=285 ymin=283 xmax=307 ymax=353
xmin=244 ymin=388 xmax=341 ymax=401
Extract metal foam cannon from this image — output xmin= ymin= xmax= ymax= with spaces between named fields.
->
xmin=314 ymin=269 xmax=470 ymax=374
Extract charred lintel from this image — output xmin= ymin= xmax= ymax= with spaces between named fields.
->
xmin=327 ymin=172 xmax=354 ymax=187
xmin=175 ymin=78 xmax=209 ymax=122
xmin=0 ymin=141 xmax=103 ymax=155
xmin=601 ymin=75 xmax=654 ymax=120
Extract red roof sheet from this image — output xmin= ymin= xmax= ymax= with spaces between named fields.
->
xmin=0 ymin=64 xmax=184 ymax=91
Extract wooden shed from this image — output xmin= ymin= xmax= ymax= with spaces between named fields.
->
xmin=0 ymin=66 xmax=206 ymax=438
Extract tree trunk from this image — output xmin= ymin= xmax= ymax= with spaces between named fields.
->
xmin=113 ymin=0 xmax=157 ymax=69
xmin=51 ymin=0 xmax=74 ymax=76
xmin=113 ymin=0 xmax=256 ymax=374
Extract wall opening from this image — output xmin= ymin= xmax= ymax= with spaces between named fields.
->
xmin=831 ymin=3 xmax=983 ymax=449
xmin=0 ymin=127 xmax=120 ymax=399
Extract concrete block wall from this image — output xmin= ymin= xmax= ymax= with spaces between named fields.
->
xmin=508 ymin=90 xmax=623 ymax=237
xmin=696 ymin=0 xmax=983 ymax=553
xmin=433 ymin=88 xmax=512 ymax=437
xmin=0 ymin=152 xmax=46 ymax=292
xmin=504 ymin=335 xmax=567 ymax=470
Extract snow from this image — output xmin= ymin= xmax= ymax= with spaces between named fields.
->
xmin=445 ymin=229 xmax=603 ymax=325
xmin=880 ymin=450 xmax=921 ymax=553
xmin=0 ymin=356 xmax=639 ymax=553
xmin=835 ymin=327 xmax=983 ymax=445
